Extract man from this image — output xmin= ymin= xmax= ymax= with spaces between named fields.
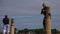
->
xmin=2 ymin=15 xmax=9 ymax=34
xmin=41 ymin=3 xmax=51 ymax=29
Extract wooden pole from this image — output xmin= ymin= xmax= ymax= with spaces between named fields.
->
xmin=10 ymin=18 xmax=14 ymax=34
xmin=45 ymin=15 xmax=51 ymax=34
xmin=45 ymin=6 xmax=51 ymax=34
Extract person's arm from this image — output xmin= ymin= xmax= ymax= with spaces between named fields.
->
xmin=2 ymin=18 xmax=4 ymax=23
xmin=41 ymin=9 xmax=46 ymax=14
xmin=2 ymin=18 xmax=5 ymax=25
xmin=41 ymin=9 xmax=43 ymax=14
xmin=7 ymin=18 xmax=9 ymax=24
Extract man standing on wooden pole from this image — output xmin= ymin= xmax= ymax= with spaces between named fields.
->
xmin=41 ymin=3 xmax=51 ymax=34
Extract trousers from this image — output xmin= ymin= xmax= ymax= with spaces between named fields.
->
xmin=3 ymin=24 xmax=10 ymax=34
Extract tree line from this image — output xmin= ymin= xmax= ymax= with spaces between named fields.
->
xmin=14 ymin=28 xmax=60 ymax=34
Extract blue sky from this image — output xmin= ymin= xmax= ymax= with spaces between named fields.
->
xmin=0 ymin=0 xmax=60 ymax=31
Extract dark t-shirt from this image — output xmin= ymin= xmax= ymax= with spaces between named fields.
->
xmin=3 ymin=18 xmax=9 ymax=25
xmin=41 ymin=7 xmax=48 ymax=16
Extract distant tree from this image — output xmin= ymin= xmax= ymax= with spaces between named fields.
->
xmin=34 ymin=29 xmax=40 ymax=34
xmin=34 ymin=28 xmax=45 ymax=34
xmin=17 ymin=30 xmax=23 ymax=34
xmin=23 ymin=28 xmax=29 ymax=34
xmin=51 ymin=29 xmax=59 ymax=33
xmin=39 ymin=28 xmax=45 ymax=33
xmin=17 ymin=28 xmax=29 ymax=34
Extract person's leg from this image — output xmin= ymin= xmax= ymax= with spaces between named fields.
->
xmin=43 ymin=17 xmax=46 ymax=29
xmin=3 ymin=25 xmax=6 ymax=34
xmin=6 ymin=24 xmax=10 ymax=34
